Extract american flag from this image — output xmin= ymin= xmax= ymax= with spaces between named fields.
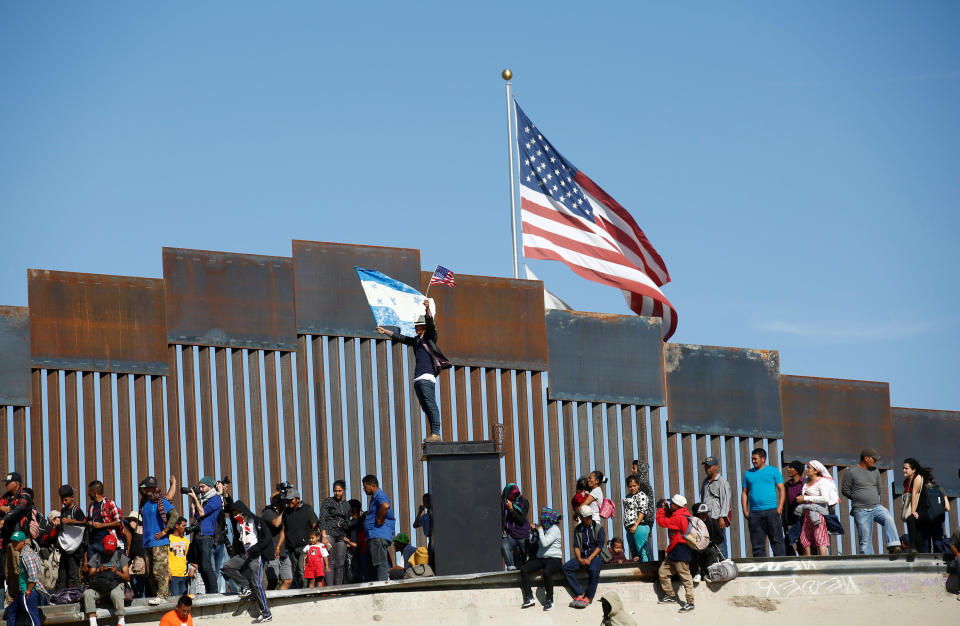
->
xmin=429 ymin=265 xmax=456 ymax=287
xmin=515 ymin=103 xmax=677 ymax=340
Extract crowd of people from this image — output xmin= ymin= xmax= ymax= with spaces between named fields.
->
xmin=0 ymin=471 xmax=433 ymax=625
xmin=507 ymin=448 xmax=959 ymax=614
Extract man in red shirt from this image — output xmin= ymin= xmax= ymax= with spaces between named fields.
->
xmin=656 ymin=494 xmax=695 ymax=613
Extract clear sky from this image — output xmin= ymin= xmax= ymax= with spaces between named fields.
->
xmin=1 ymin=3 xmax=958 ymax=411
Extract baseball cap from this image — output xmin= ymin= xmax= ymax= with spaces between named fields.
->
xmin=694 ymin=503 xmax=709 ymax=515
xmin=394 ymin=532 xmax=410 ymax=544
xmin=9 ymin=530 xmax=26 ymax=543
xmin=702 ymin=457 xmax=719 ymax=467
xmin=103 ymin=534 xmax=117 ymax=550
xmin=138 ymin=476 xmax=158 ymax=489
xmin=671 ymin=494 xmax=687 ymax=507
xmin=578 ymin=504 xmax=594 ymax=518
xmin=860 ymin=448 xmax=880 ymax=460
xmin=58 ymin=484 xmax=74 ymax=498
xmin=4 ymin=472 xmax=22 ymax=484
xmin=287 ymin=489 xmax=301 ymax=500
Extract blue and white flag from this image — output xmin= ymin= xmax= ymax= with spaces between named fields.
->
xmin=355 ymin=267 xmax=434 ymax=337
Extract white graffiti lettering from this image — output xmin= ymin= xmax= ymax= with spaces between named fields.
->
xmin=755 ymin=576 xmax=859 ymax=598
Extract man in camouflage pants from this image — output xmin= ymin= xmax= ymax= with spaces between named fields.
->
xmin=138 ymin=476 xmax=179 ymax=605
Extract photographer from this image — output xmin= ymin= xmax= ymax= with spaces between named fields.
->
xmin=260 ymin=489 xmax=292 ymax=590
xmin=277 ymin=488 xmax=318 ymax=587
xmin=214 ymin=478 xmax=233 ymax=593
xmin=185 ymin=477 xmax=223 ymax=594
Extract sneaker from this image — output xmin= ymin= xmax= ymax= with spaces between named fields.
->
xmin=147 ymin=597 xmax=166 ymax=606
xmin=568 ymin=596 xmax=584 ymax=608
xmin=887 ymin=546 xmax=902 ymax=554
xmin=658 ymin=595 xmax=678 ymax=604
xmin=237 ymin=587 xmax=253 ymax=598
xmin=506 ymin=565 xmax=518 ymax=571
xmin=253 ymin=614 xmax=273 ymax=623
xmin=543 ymin=600 xmax=553 ymax=611
xmin=679 ymin=601 xmax=695 ymax=613
xmin=692 ymin=574 xmax=702 ymax=583
xmin=521 ymin=598 xmax=536 ymax=609
xmin=425 ymin=434 xmax=442 ymax=443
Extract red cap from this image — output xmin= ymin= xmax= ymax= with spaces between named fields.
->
xmin=103 ymin=534 xmax=117 ymax=550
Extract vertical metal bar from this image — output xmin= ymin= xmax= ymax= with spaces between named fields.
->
xmin=30 ymin=370 xmax=44 ymax=509
xmin=198 ymin=347 xmax=215 ymax=476
xmin=151 ymin=375 xmax=166 ymax=482
xmin=264 ymin=350 xmax=282 ymax=484
xmin=216 ymin=348 xmax=232 ymax=483
xmin=64 ymin=371 xmax=80 ymax=487
xmin=681 ymin=434 xmax=695 ymax=501
xmin=406 ymin=348 xmax=425 ymax=511
xmin=485 ymin=368 xmax=499 ymax=440
xmin=343 ymin=339 xmax=361 ymax=488
xmin=165 ymin=346 xmax=182 ymax=493
xmin=280 ymin=351 xmax=297 ymax=485
xmin=375 ymin=341 xmax=394 ymax=503
xmin=247 ymin=350 xmax=265 ymax=512
xmin=878 ymin=469 xmax=891 ymax=553
xmin=439 ymin=369 xmax=453 ymax=442
xmin=500 ymin=371 xmax=516 ymax=485
xmin=530 ymin=372 xmax=547 ymax=509
xmin=99 ymin=372 xmax=115 ymax=497
xmin=515 ymin=371 xmax=532 ymax=497
xmin=390 ymin=343 xmax=411 ymax=543
xmin=591 ymin=403 xmax=604 ymax=474
xmin=0 ymin=407 xmax=7 ymax=475
xmin=231 ymin=349 xmax=250 ymax=505
xmin=725 ymin=436 xmax=742 ymax=559
xmin=561 ymin=401 xmax=576 ymax=554
xmin=454 ymin=366 xmax=468 ymax=440
xmin=710 ymin=436 xmax=721 ymax=468
xmin=838 ymin=467 xmax=852 ymax=555
xmin=667 ymin=432 xmax=680 ymax=502
xmin=13 ymin=406 xmax=28 ymax=478
xmin=503 ymin=76 xmax=519 ymax=278
xmin=577 ymin=403 xmax=590 ymax=476
xmin=695 ymin=434 xmax=708 ymax=498
xmin=46 ymin=370 xmax=62 ymax=505
xmin=360 ymin=339 xmax=377 ymax=474
xmin=327 ymin=337 xmax=345 ymax=482
xmin=620 ymin=405 xmax=635 ymax=471
xmin=295 ymin=338 xmax=314 ymax=504
xmin=547 ymin=400 xmax=562 ymax=513
xmin=649 ymin=407 xmax=666 ymax=551
xmin=311 ymin=337 xmax=329 ymax=491
xmin=470 ymin=368 xmax=483 ymax=440
xmin=182 ymin=346 xmax=199 ymax=485
xmin=117 ymin=374 xmax=132 ymax=509
xmin=134 ymin=374 xmax=148 ymax=481
xmin=606 ymin=403 xmax=623 ymax=534
xmin=738 ymin=438 xmax=753 ymax=556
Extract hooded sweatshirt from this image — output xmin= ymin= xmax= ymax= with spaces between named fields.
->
xmin=229 ymin=500 xmax=275 ymax=564
xmin=655 ymin=505 xmax=692 ymax=562
xmin=501 ymin=484 xmax=530 ymax=540
xmin=601 ymin=591 xmax=638 ymax=626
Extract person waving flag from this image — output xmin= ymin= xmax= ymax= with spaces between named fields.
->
xmin=515 ymin=103 xmax=677 ymax=340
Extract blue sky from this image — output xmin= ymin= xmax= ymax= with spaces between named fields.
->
xmin=1 ymin=3 xmax=958 ymax=410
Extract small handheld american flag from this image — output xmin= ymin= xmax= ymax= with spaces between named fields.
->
xmin=429 ymin=265 xmax=456 ymax=287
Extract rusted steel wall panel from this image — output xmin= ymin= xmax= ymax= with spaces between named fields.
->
xmin=664 ymin=343 xmax=783 ymax=437
xmin=780 ymin=375 xmax=892 ymax=468
xmin=292 ymin=241 xmax=421 ymax=338
xmin=163 ymin=248 xmax=296 ymax=350
xmin=892 ymin=407 xmax=960 ymax=496
xmin=0 ymin=307 xmax=30 ymax=406
xmin=545 ymin=310 xmax=665 ymax=406
xmin=420 ymin=272 xmax=548 ymax=371
xmin=28 ymin=270 xmax=167 ymax=375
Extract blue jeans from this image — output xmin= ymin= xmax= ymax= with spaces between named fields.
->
xmin=626 ymin=524 xmax=652 ymax=562
xmin=562 ymin=556 xmax=603 ymax=600
xmin=368 ymin=537 xmax=391 ymax=582
xmin=851 ymin=505 xmax=900 ymax=553
xmin=501 ymin=535 xmax=530 ymax=569
xmin=214 ymin=542 xmax=230 ymax=592
xmin=5 ymin=592 xmax=40 ymax=626
xmin=716 ymin=532 xmax=729 ymax=559
xmin=414 ymin=379 xmax=441 ymax=436
xmin=196 ymin=535 xmax=219 ymax=593
xmin=170 ymin=576 xmax=191 ymax=596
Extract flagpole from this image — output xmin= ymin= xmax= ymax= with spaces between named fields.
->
xmin=502 ymin=69 xmax=520 ymax=279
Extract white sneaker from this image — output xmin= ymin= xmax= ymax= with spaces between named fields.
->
xmin=692 ymin=574 xmax=702 ymax=583
xmin=147 ymin=597 xmax=166 ymax=606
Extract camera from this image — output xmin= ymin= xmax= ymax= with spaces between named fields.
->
xmin=221 ymin=476 xmax=231 ymax=485
xmin=180 ymin=486 xmax=202 ymax=496
xmin=275 ymin=481 xmax=296 ymax=503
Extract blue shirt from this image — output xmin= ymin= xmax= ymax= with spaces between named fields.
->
xmin=195 ymin=494 xmax=223 ymax=537
xmin=141 ymin=498 xmax=174 ymax=548
xmin=364 ymin=489 xmax=396 ymax=540
xmin=742 ymin=465 xmax=784 ymax=511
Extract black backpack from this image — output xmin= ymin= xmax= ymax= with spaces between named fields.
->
xmin=924 ymin=483 xmax=945 ymax=520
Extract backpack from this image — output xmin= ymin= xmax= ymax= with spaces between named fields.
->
xmin=48 ymin=587 xmax=83 ymax=605
xmin=403 ymin=563 xmax=435 ymax=579
xmin=598 ymin=498 xmax=616 ymax=519
xmin=924 ymin=484 xmax=946 ymax=520
xmin=38 ymin=545 xmax=60 ymax=590
xmin=682 ymin=515 xmax=711 ymax=551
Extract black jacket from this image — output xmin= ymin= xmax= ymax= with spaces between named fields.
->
xmin=229 ymin=500 xmax=275 ymax=564
xmin=390 ymin=312 xmax=451 ymax=376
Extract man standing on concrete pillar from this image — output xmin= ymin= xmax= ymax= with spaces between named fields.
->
xmin=841 ymin=449 xmax=902 ymax=555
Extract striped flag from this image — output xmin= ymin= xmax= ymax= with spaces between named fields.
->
xmin=429 ymin=265 xmax=456 ymax=287
xmin=515 ymin=103 xmax=677 ymax=340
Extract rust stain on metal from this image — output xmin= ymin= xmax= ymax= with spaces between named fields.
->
xmin=292 ymin=240 xmax=421 ymax=338
xmin=420 ymin=271 xmax=548 ymax=371
xmin=0 ymin=306 xmax=31 ymax=405
xmin=780 ymin=374 xmax=892 ymax=468
xmin=163 ymin=247 xmax=296 ymax=350
xmin=664 ymin=343 xmax=783 ymax=437
xmin=28 ymin=270 xmax=168 ymax=375
xmin=892 ymin=407 xmax=960 ymax=496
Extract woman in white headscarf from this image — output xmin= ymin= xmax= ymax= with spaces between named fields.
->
xmin=794 ymin=460 xmax=839 ymax=556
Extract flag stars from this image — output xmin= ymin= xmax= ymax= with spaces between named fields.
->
xmin=524 ymin=126 xmax=530 ymax=133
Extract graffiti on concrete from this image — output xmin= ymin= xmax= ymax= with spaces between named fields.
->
xmin=755 ymin=576 xmax=859 ymax=598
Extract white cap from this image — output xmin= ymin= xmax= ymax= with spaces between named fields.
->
xmin=577 ymin=504 xmax=594 ymax=518
xmin=671 ymin=494 xmax=687 ymax=507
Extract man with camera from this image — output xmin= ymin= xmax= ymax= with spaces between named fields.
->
xmin=276 ymin=486 xmax=318 ymax=587
xmin=184 ymin=476 xmax=223 ymax=594
xmin=260 ymin=486 xmax=293 ymax=590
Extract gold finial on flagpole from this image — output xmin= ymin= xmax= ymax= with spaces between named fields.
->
xmin=501 ymin=69 xmax=513 ymax=81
